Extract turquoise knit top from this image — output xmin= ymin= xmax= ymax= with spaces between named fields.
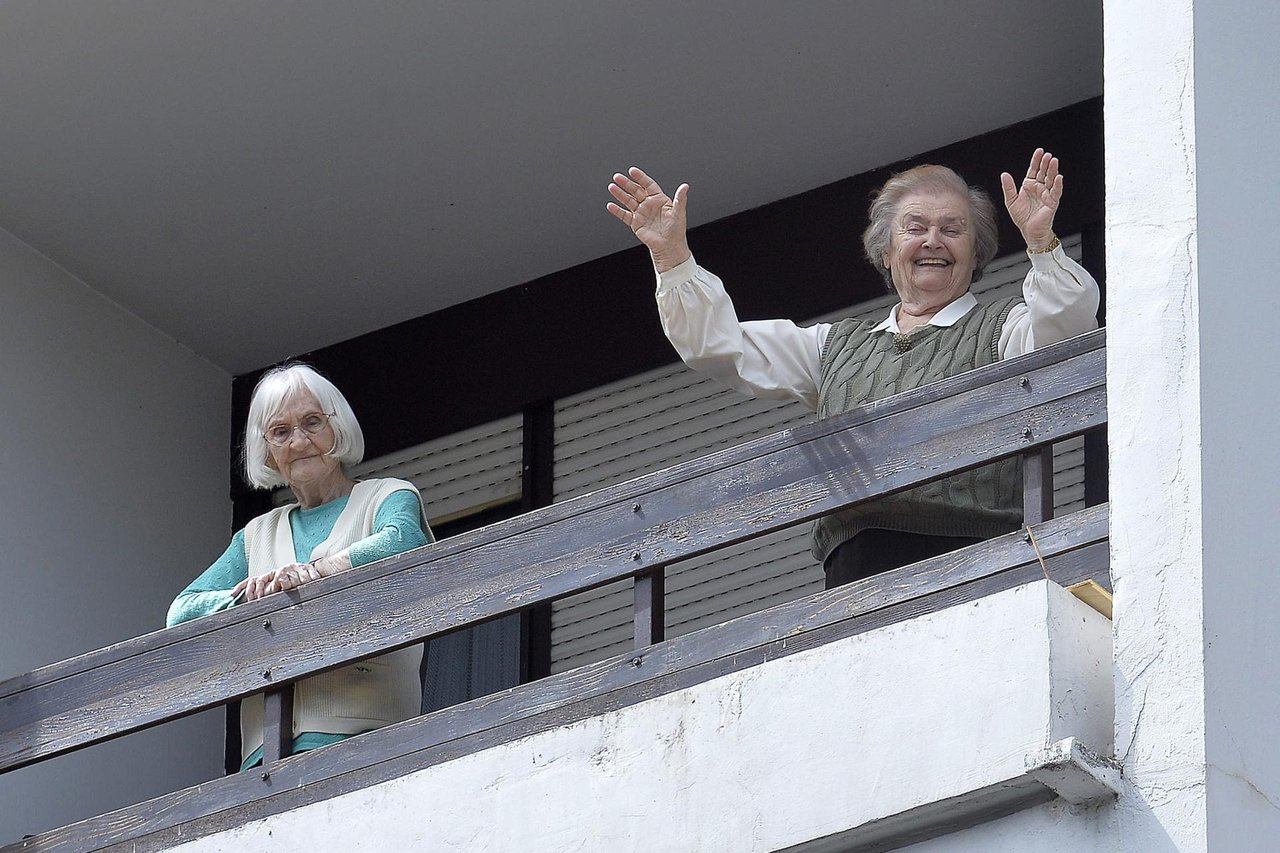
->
xmin=166 ymin=486 xmax=432 ymax=769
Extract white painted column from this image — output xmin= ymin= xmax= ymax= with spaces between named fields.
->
xmin=1108 ymin=0 xmax=1280 ymax=848
xmin=1104 ymin=0 xmax=1207 ymax=850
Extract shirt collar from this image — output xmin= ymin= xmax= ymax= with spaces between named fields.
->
xmin=867 ymin=291 xmax=979 ymax=334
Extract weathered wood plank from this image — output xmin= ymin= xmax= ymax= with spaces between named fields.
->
xmin=8 ymin=507 xmax=1109 ymax=853
xmin=633 ymin=569 xmax=665 ymax=649
xmin=0 ymin=342 xmax=1106 ymax=772
xmin=261 ymin=685 xmax=293 ymax=768
xmin=1023 ymin=446 xmax=1055 ymax=524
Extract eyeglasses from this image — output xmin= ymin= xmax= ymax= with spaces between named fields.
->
xmin=263 ymin=412 xmax=337 ymax=447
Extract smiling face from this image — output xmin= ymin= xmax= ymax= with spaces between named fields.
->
xmin=882 ymin=190 xmax=977 ymax=306
xmin=265 ymin=389 xmax=343 ymax=489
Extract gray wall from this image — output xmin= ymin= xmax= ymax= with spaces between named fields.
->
xmin=1195 ymin=0 xmax=1280 ymax=842
xmin=0 ymin=227 xmax=232 ymax=842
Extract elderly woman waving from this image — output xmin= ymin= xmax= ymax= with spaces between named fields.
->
xmin=607 ymin=150 xmax=1099 ymax=589
xmin=167 ymin=363 xmax=432 ymax=770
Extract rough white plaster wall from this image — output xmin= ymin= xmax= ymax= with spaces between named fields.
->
xmin=1105 ymin=0 xmax=1207 ymax=850
xmin=167 ymin=582 xmax=1112 ymax=853
xmin=0 ymin=228 xmax=232 ymax=843
xmin=1192 ymin=0 xmax=1280 ymax=842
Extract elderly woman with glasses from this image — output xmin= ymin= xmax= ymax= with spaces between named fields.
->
xmin=607 ymin=149 xmax=1099 ymax=590
xmin=167 ymin=363 xmax=432 ymax=771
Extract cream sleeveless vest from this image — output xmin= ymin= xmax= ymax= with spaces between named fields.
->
xmin=239 ymin=478 xmax=425 ymax=764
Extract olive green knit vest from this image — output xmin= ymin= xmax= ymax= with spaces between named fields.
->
xmin=811 ymin=296 xmax=1023 ymax=561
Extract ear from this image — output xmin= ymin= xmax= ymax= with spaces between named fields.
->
xmin=882 ymin=251 xmax=891 ymax=269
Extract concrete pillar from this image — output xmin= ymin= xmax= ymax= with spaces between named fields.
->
xmin=1106 ymin=0 xmax=1280 ymax=848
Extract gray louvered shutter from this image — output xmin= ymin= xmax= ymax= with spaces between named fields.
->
xmin=548 ymin=236 xmax=1088 ymax=673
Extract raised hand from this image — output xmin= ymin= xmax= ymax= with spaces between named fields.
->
xmin=1000 ymin=148 xmax=1062 ymax=251
xmin=607 ymin=167 xmax=692 ymax=273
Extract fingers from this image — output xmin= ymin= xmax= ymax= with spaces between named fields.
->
xmin=1049 ymin=173 xmax=1064 ymax=205
xmin=244 ymin=570 xmax=286 ymax=600
xmin=244 ymin=574 xmax=264 ymax=601
xmin=1000 ymin=172 xmax=1017 ymax=206
xmin=1025 ymin=148 xmax=1045 ymax=180
xmin=1023 ymin=149 xmax=1061 ymax=186
xmin=608 ymin=179 xmax=640 ymax=211
xmin=274 ymin=561 xmax=326 ymax=591
xmin=605 ymin=201 xmax=632 ymax=224
xmin=672 ymin=182 xmax=690 ymax=212
xmin=611 ymin=169 xmax=661 ymax=206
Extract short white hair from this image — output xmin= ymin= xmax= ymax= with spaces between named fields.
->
xmin=243 ymin=363 xmax=365 ymax=489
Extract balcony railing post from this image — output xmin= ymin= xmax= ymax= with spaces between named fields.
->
xmin=261 ymin=683 xmax=294 ymax=769
xmin=1022 ymin=445 xmax=1055 ymax=525
xmin=633 ymin=567 xmax=665 ymax=649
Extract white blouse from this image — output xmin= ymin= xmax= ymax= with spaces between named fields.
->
xmin=654 ymin=245 xmax=1101 ymax=412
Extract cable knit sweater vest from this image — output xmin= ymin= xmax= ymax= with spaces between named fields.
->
xmin=811 ymin=296 xmax=1024 ymax=562
xmin=239 ymin=478 xmax=424 ymax=765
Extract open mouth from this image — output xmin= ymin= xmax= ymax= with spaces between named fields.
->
xmin=914 ymin=258 xmax=951 ymax=267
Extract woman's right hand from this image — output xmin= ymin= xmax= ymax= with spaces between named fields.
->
xmin=607 ymin=167 xmax=692 ymax=273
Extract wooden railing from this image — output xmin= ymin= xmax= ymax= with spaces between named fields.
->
xmin=0 ymin=329 xmax=1107 ymax=851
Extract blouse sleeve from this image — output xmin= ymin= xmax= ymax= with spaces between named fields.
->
xmin=347 ymin=488 xmax=434 ymax=568
xmin=997 ymin=244 xmax=1101 ymax=359
xmin=656 ymin=255 xmax=829 ymax=411
xmin=166 ymin=529 xmax=249 ymax=627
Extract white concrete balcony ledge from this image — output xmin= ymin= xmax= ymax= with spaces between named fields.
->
xmin=165 ymin=580 xmax=1114 ymax=853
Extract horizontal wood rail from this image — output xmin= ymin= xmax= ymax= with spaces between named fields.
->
xmin=0 ymin=329 xmax=1106 ymax=785
xmin=8 ymin=506 xmax=1110 ymax=853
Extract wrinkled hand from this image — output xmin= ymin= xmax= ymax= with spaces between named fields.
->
xmin=275 ymin=560 xmax=330 ymax=591
xmin=232 ymin=571 xmax=282 ymax=602
xmin=1000 ymin=148 xmax=1062 ymax=251
xmin=606 ymin=167 xmax=692 ymax=273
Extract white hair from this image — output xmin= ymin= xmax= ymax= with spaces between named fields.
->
xmin=862 ymin=164 xmax=1000 ymax=290
xmin=242 ymin=363 xmax=365 ymax=489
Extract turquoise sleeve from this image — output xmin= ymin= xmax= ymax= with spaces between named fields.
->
xmin=347 ymin=489 xmax=434 ymax=568
xmin=166 ymin=529 xmax=250 ymax=627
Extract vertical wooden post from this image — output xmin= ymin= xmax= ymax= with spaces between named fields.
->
xmin=1022 ymin=445 xmax=1055 ymax=525
xmin=261 ymin=683 xmax=294 ymax=769
xmin=1083 ymin=425 xmax=1109 ymax=507
xmin=633 ymin=568 xmax=665 ymax=649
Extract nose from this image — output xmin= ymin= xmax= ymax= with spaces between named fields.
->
xmin=285 ymin=425 xmax=312 ymax=447
xmin=921 ymin=227 xmax=943 ymax=248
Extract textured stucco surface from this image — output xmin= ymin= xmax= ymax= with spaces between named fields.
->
xmin=1105 ymin=0 xmax=1207 ymax=849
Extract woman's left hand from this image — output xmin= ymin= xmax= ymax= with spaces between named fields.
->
xmin=235 ymin=570 xmax=283 ymax=602
xmin=275 ymin=561 xmax=325 ymax=591
xmin=1001 ymin=148 xmax=1062 ymax=251
xmin=275 ymin=553 xmax=352 ymax=591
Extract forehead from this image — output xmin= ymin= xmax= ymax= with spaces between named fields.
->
xmin=894 ymin=190 xmax=970 ymax=223
xmin=267 ymin=389 xmax=322 ymax=423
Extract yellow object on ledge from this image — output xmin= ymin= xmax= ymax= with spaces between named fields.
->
xmin=1066 ymin=579 xmax=1113 ymax=620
